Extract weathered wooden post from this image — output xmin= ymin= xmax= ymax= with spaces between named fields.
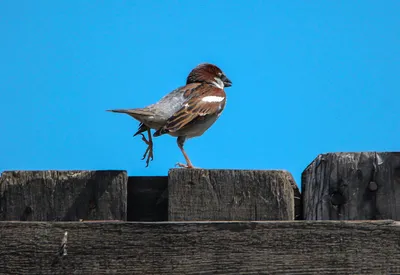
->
xmin=0 ymin=170 xmax=127 ymax=221
xmin=302 ymin=152 xmax=400 ymax=220
xmin=168 ymin=169 xmax=296 ymax=221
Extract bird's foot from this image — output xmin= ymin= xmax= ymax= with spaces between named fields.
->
xmin=140 ymin=133 xmax=154 ymax=167
xmin=141 ymin=146 xmax=154 ymax=167
xmin=175 ymin=162 xmax=196 ymax=169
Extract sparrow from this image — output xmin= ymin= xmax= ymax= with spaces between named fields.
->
xmin=107 ymin=63 xmax=232 ymax=168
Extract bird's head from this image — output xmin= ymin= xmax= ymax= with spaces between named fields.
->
xmin=186 ymin=63 xmax=232 ymax=89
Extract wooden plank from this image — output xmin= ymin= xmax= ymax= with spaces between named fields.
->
xmin=0 ymin=170 xmax=127 ymax=221
xmin=168 ymin=169 xmax=295 ymax=221
xmin=1 ymin=220 xmax=399 ymax=274
xmin=127 ymin=176 xmax=168 ymax=221
xmin=302 ymin=152 xmax=400 ymax=220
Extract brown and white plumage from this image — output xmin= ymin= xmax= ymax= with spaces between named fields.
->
xmin=108 ymin=63 xmax=232 ymax=168
xmin=154 ymin=83 xmax=226 ymax=137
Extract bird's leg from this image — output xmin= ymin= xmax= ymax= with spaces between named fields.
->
xmin=175 ymin=136 xmax=195 ymax=168
xmin=139 ymin=129 xmax=154 ymax=167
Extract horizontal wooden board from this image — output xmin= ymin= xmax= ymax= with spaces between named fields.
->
xmin=1 ymin=220 xmax=399 ymax=274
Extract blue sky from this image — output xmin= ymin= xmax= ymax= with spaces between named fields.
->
xmin=1 ymin=1 xmax=399 ymax=187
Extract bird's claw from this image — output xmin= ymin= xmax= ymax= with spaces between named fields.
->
xmin=141 ymin=146 xmax=154 ymax=166
xmin=140 ymin=133 xmax=150 ymax=145
xmin=139 ymin=133 xmax=154 ymax=167
xmin=175 ymin=162 xmax=196 ymax=169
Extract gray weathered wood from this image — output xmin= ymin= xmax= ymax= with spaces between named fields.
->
xmin=293 ymin=183 xmax=302 ymax=220
xmin=127 ymin=176 xmax=168 ymax=221
xmin=1 ymin=220 xmax=399 ymax=274
xmin=302 ymin=152 xmax=400 ymax=220
xmin=0 ymin=170 xmax=127 ymax=221
xmin=168 ymin=169 xmax=295 ymax=221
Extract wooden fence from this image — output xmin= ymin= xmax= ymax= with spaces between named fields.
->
xmin=1 ymin=152 xmax=399 ymax=274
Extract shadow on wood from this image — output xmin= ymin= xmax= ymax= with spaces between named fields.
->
xmin=127 ymin=176 xmax=168 ymax=221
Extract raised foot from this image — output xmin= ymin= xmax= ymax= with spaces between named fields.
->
xmin=140 ymin=133 xmax=154 ymax=167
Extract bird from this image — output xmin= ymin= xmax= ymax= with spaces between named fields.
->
xmin=107 ymin=63 xmax=232 ymax=168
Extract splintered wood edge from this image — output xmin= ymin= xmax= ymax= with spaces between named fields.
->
xmin=301 ymin=152 xmax=392 ymax=176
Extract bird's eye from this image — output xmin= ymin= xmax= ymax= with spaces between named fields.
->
xmin=218 ymin=72 xmax=222 ymax=77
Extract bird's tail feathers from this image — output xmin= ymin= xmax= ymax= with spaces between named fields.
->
xmin=106 ymin=108 xmax=154 ymax=116
xmin=133 ymin=123 xmax=148 ymax=137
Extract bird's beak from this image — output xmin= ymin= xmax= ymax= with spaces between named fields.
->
xmin=221 ymin=75 xmax=232 ymax=87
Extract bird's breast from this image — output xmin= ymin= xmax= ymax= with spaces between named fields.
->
xmin=168 ymin=113 xmax=221 ymax=138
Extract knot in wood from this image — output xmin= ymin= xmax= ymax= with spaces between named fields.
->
xmin=330 ymin=191 xmax=345 ymax=206
xmin=368 ymin=181 xmax=378 ymax=191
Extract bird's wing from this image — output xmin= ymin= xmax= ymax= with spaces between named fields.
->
xmin=154 ymin=84 xmax=226 ymax=135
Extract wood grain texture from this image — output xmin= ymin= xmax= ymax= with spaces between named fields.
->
xmin=1 ymin=220 xmax=399 ymax=274
xmin=168 ymin=169 xmax=295 ymax=221
xmin=0 ymin=170 xmax=127 ymax=221
xmin=302 ymin=152 xmax=400 ymax=220
xmin=127 ymin=176 xmax=168 ymax=221
xmin=293 ymin=183 xmax=302 ymax=220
